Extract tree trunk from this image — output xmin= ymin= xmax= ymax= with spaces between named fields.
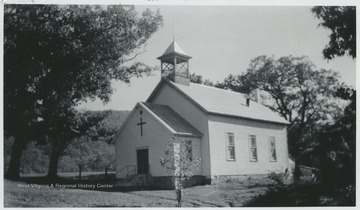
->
xmin=6 ymin=134 xmax=27 ymax=180
xmin=298 ymin=93 xmax=308 ymax=142
xmin=78 ymin=165 xmax=82 ymax=181
xmin=175 ymin=177 xmax=182 ymax=207
xmin=47 ymin=138 xmax=65 ymax=179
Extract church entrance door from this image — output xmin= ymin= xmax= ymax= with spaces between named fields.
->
xmin=137 ymin=149 xmax=149 ymax=174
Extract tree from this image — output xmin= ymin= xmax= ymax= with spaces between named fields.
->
xmin=314 ymin=88 xmax=355 ymax=204
xmin=60 ymin=137 xmax=93 ymax=180
xmin=5 ymin=110 xmax=124 ymax=175
xmin=20 ymin=142 xmax=51 ymax=174
xmin=91 ymin=110 xmax=129 ymax=143
xmin=203 ymin=79 xmax=214 ymax=87
xmin=160 ymin=136 xmax=201 ymax=207
xmin=4 ymin=5 xmax=163 ymax=179
xmin=189 ymin=73 xmax=203 ymax=84
xmin=311 ymin=6 xmax=356 ymax=59
xmin=45 ymin=110 xmax=107 ymax=178
xmin=4 ymin=137 xmax=14 ymax=174
xmin=89 ymin=141 xmax=115 ymax=177
xmin=60 ymin=138 xmax=115 ymax=179
xmin=189 ymin=73 xmax=215 ymax=86
xmin=219 ymin=55 xmax=345 ymax=160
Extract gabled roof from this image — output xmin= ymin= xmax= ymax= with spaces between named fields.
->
xmin=147 ymin=79 xmax=290 ymax=125
xmin=142 ymin=102 xmax=202 ymax=137
xmin=113 ymin=101 xmax=202 ymax=142
xmin=157 ymin=41 xmax=192 ymax=60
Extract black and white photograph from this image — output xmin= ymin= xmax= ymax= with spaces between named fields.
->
xmin=3 ymin=1 xmax=357 ymax=207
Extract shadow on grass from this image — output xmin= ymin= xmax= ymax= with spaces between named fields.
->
xmin=244 ymin=183 xmax=354 ymax=207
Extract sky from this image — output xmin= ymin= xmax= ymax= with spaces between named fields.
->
xmin=78 ymin=5 xmax=356 ymax=111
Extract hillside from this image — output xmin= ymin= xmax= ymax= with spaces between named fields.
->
xmin=102 ymin=110 xmax=130 ymax=132
xmin=4 ymin=110 xmax=130 ymax=175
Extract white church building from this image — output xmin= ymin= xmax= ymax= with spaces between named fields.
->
xmin=114 ymin=41 xmax=291 ymax=188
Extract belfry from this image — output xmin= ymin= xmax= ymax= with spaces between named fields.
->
xmin=157 ymin=41 xmax=192 ymax=86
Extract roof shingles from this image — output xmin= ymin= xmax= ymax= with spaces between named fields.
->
xmin=167 ymin=80 xmax=289 ymax=124
xmin=141 ymin=102 xmax=203 ymax=137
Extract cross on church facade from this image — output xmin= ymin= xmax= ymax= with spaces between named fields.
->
xmin=137 ymin=117 xmax=146 ymax=136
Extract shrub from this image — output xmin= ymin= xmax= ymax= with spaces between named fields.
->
xmin=267 ymin=172 xmax=286 ymax=186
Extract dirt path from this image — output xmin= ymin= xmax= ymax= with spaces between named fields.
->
xmin=128 ymin=191 xmax=226 ymax=207
xmin=128 ymin=184 xmax=269 ymax=207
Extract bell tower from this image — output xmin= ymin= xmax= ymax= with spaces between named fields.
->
xmin=157 ymin=41 xmax=192 ymax=86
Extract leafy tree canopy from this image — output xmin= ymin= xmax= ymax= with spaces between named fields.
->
xmin=89 ymin=110 xmax=130 ymax=143
xmin=160 ymin=136 xmax=201 ymax=182
xmin=222 ymin=55 xmax=344 ymax=124
xmin=4 ymin=4 xmax=163 ymax=179
xmin=5 ymin=4 xmax=162 ymax=134
xmin=189 ymin=73 xmax=203 ymax=84
xmin=4 ymin=110 xmax=129 ymax=175
xmin=218 ymin=55 xmax=347 ymax=158
xmin=160 ymin=136 xmax=201 ymax=207
xmin=189 ymin=72 xmax=215 ymax=87
xmin=312 ymin=6 xmax=356 ymax=59
xmin=313 ymin=88 xmax=356 ymax=204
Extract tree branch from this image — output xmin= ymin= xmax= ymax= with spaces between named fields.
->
xmin=118 ymin=50 xmax=147 ymax=64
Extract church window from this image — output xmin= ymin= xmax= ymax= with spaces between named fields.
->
xmin=268 ymin=137 xmax=277 ymax=162
xmin=249 ymin=135 xmax=257 ymax=162
xmin=226 ymin=132 xmax=235 ymax=161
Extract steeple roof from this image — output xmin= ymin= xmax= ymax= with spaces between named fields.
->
xmin=157 ymin=41 xmax=191 ymax=60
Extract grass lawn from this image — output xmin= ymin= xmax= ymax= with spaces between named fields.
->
xmin=4 ymin=180 xmax=175 ymax=207
xmin=4 ymin=178 xmax=269 ymax=207
xmin=5 ymin=175 xmax=348 ymax=207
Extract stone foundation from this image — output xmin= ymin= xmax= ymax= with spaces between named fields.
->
xmin=210 ymin=173 xmax=295 ymax=186
xmin=210 ymin=174 xmax=276 ymax=186
xmin=211 ymin=174 xmax=267 ymax=182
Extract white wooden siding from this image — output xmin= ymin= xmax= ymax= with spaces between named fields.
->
xmin=149 ymin=83 xmax=211 ymax=176
xmin=208 ymin=114 xmax=289 ymax=176
xmin=115 ymin=104 xmax=201 ymax=178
